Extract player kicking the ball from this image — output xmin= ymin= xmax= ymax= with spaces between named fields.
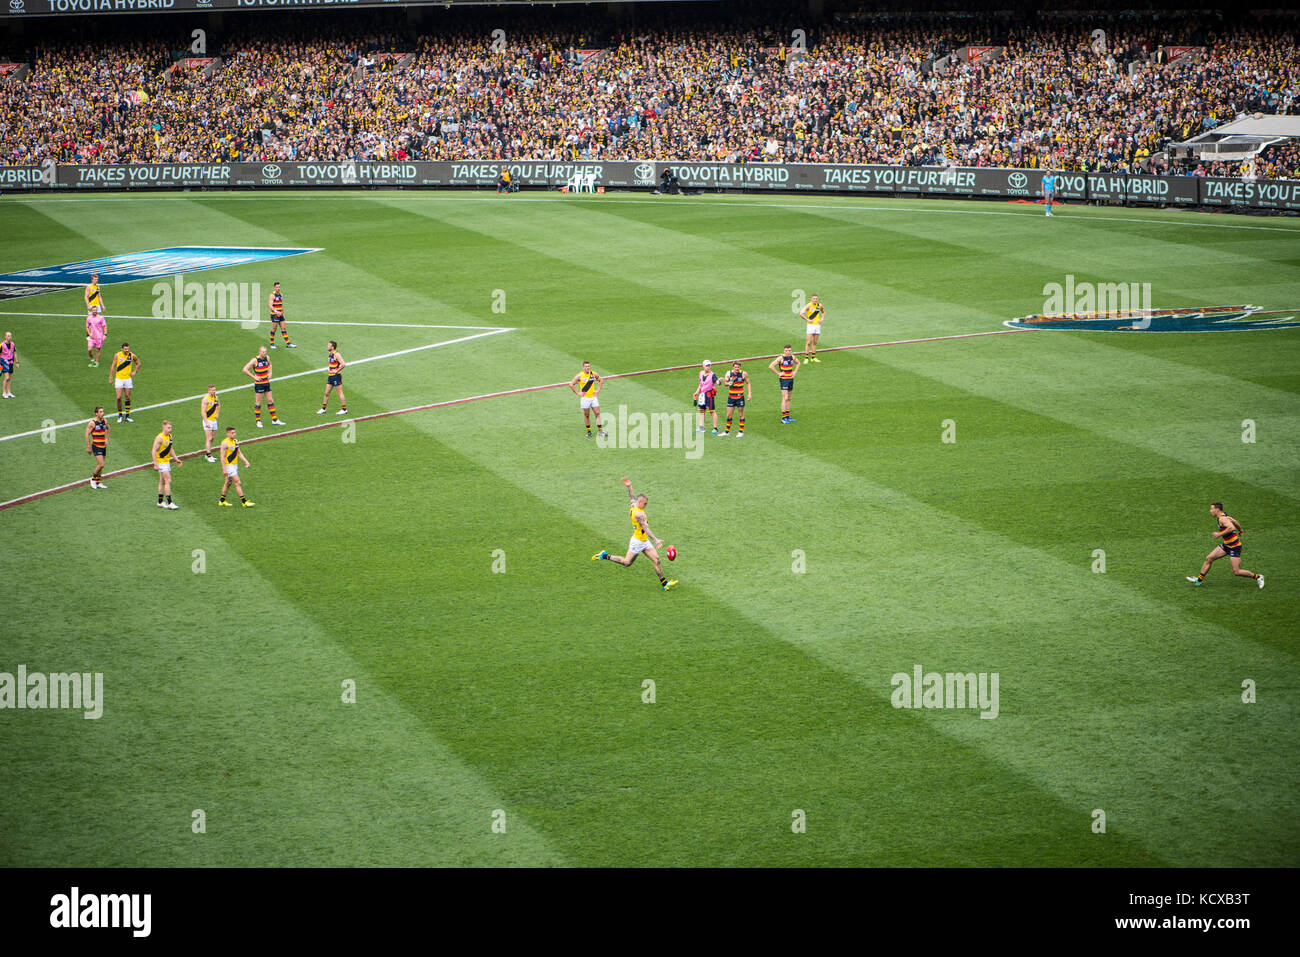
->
xmin=591 ymin=477 xmax=677 ymax=591
xmin=1187 ymin=502 xmax=1263 ymax=588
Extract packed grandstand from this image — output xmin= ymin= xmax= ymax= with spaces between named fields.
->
xmin=0 ymin=2 xmax=1296 ymax=178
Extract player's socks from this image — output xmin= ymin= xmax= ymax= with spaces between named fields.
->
xmin=268 ymin=402 xmax=277 ymax=419
xmin=254 ymin=407 xmax=262 ymax=421
xmin=166 ymin=495 xmax=172 ymax=504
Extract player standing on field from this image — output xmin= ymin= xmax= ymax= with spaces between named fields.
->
xmin=0 ymin=331 xmax=16 ymax=398
xmin=151 ymin=420 xmax=182 ymax=509
xmin=84 ymin=406 xmax=110 ymax=489
xmin=218 ymin=427 xmax=254 ymax=507
xmin=200 ymin=385 xmax=221 ymax=462
xmin=801 ymin=295 xmax=825 ymax=363
xmin=591 ymin=477 xmax=678 ymax=591
xmin=693 ymin=359 xmax=719 ymax=434
xmin=243 ymin=346 xmax=285 ymax=427
xmin=1187 ymin=502 xmax=1264 ymax=588
xmin=719 ymin=361 xmax=751 ymax=437
xmin=86 ymin=306 xmax=107 ymax=367
xmin=1042 ymin=169 xmax=1057 ymax=218
xmin=110 ymin=341 xmax=139 ymax=421
xmin=769 ymin=345 xmax=798 ymax=424
xmin=84 ymin=273 xmax=104 ymax=316
xmin=268 ymin=282 xmax=295 ymax=349
xmin=569 ymin=360 xmax=607 ymax=438
xmin=318 ymin=341 xmax=348 ymax=415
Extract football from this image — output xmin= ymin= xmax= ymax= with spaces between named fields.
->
xmin=666 ymin=545 xmax=676 ymax=561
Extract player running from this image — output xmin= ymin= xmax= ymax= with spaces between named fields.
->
xmin=591 ymin=477 xmax=678 ymax=591
xmin=1042 ymin=169 xmax=1057 ymax=217
xmin=768 ymin=345 xmax=798 ymax=423
xmin=268 ymin=282 xmax=295 ymax=349
xmin=1187 ymin=502 xmax=1264 ymax=588
xmin=317 ymin=341 xmax=348 ymax=415
xmin=110 ymin=342 xmax=139 ymax=421
xmin=801 ymin=295 xmax=825 ymax=363
xmin=200 ymin=385 xmax=221 ymax=462
xmin=84 ymin=406 xmax=110 ymax=489
xmin=693 ymin=359 xmax=720 ymax=434
xmin=569 ymin=360 xmax=607 ymax=438
xmin=151 ymin=420 xmax=182 ymax=509
xmin=718 ymin=361 xmax=752 ymax=437
xmin=243 ymin=346 xmax=285 ymax=427
xmin=0 ymin=332 xmax=16 ymax=398
xmin=218 ymin=427 xmax=254 ymax=507
xmin=85 ymin=306 xmax=107 ymax=367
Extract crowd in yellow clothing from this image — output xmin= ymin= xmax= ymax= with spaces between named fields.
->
xmin=0 ymin=9 xmax=1295 ymax=174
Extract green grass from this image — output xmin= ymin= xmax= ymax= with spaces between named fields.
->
xmin=0 ymin=191 xmax=1297 ymax=867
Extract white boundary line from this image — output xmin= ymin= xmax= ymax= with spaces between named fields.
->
xmin=5 ymin=191 xmax=1300 ymax=232
xmin=0 ymin=309 xmax=510 ymax=330
xmin=0 ymin=327 xmax=514 ymax=444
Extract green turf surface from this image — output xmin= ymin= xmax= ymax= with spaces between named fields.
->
xmin=0 ymin=191 xmax=1296 ymax=866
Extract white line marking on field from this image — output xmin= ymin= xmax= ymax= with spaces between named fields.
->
xmin=0 ymin=309 xmax=507 ymax=331
xmin=0 ymin=327 xmax=514 ymax=444
xmin=6 ymin=191 xmax=1300 ymax=233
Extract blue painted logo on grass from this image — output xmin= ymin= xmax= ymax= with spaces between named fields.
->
xmin=0 ymin=246 xmax=322 ymax=295
xmin=1005 ymin=305 xmax=1300 ymax=332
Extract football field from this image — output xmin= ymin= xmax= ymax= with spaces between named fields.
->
xmin=0 ymin=190 xmax=1297 ymax=866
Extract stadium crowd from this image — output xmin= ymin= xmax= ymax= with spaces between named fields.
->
xmin=0 ymin=5 xmax=1296 ymax=173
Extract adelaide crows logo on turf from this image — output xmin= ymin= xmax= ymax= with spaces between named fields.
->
xmin=1005 ymin=305 xmax=1300 ymax=332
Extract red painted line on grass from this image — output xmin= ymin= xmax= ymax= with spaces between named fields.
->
xmin=0 ymin=328 xmax=1023 ymax=512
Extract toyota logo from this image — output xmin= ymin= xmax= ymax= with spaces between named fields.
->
xmin=262 ymin=165 xmax=281 ymax=179
xmin=8 ymin=0 xmax=25 ymax=12
xmin=635 ymin=163 xmax=654 ymax=181
xmin=1008 ymin=172 xmax=1028 ymax=188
